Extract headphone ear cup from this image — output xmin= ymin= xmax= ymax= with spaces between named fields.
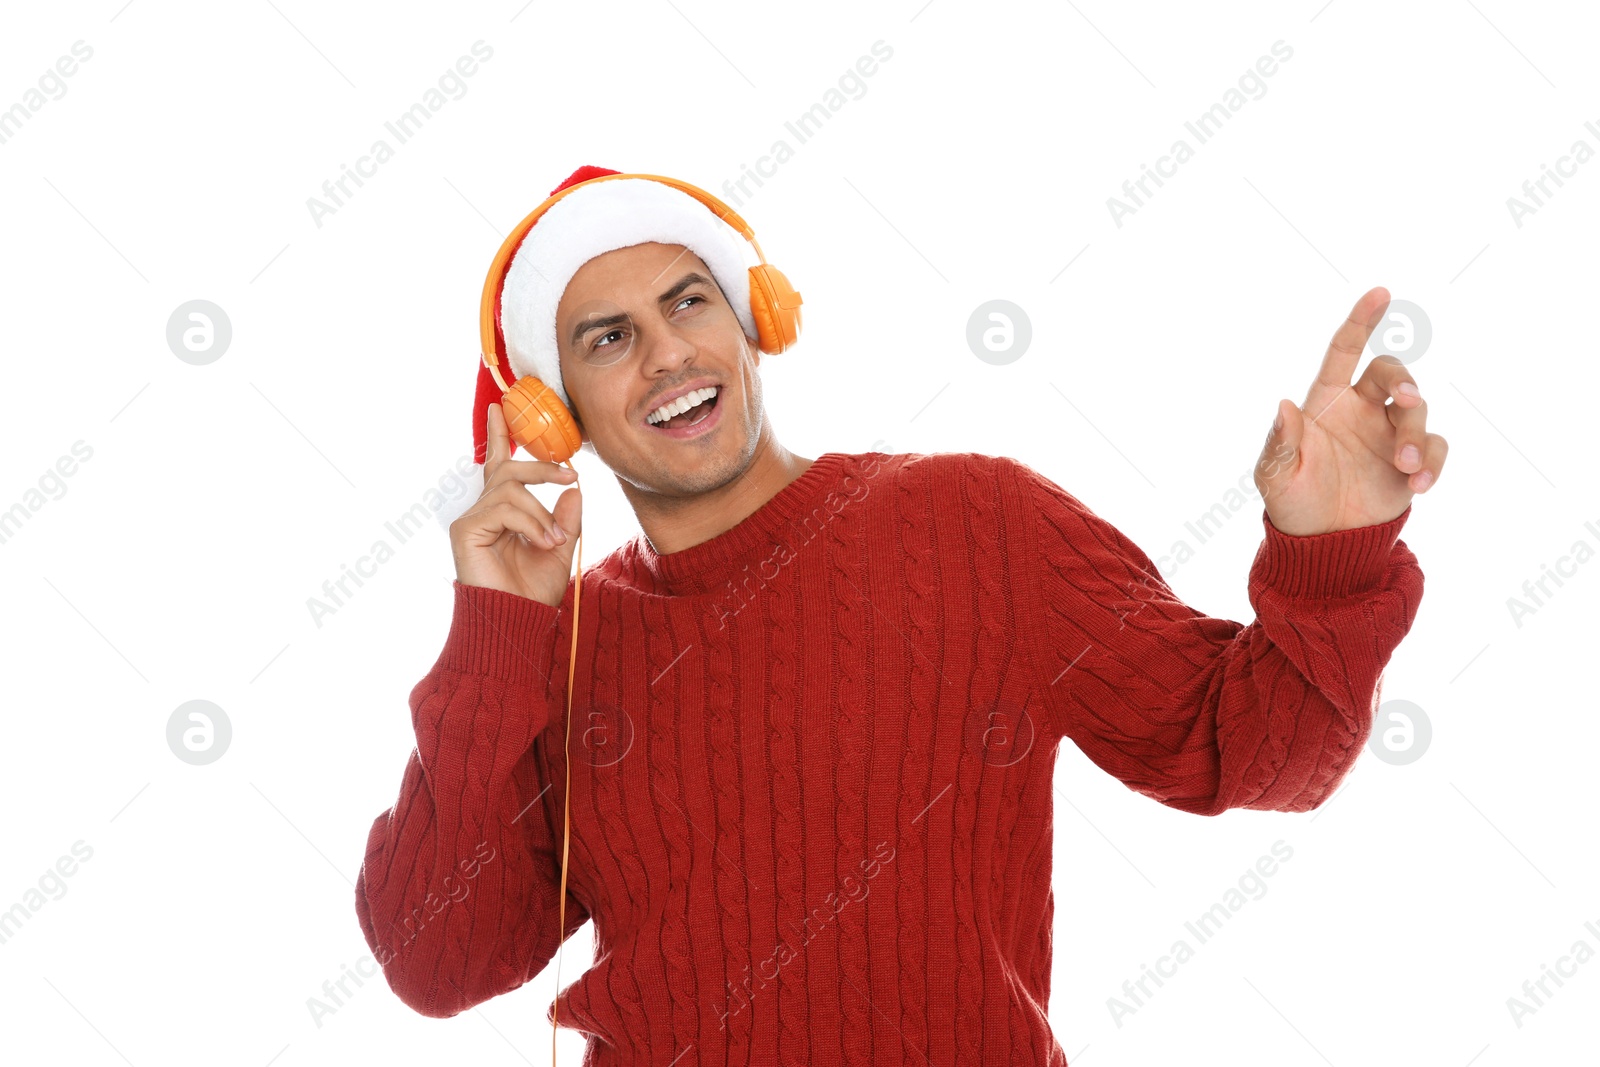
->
xmin=747 ymin=263 xmax=803 ymax=354
xmin=502 ymin=375 xmax=584 ymax=464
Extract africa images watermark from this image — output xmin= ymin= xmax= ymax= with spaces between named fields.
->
xmin=305 ymin=40 xmax=494 ymax=228
xmin=1107 ymin=40 xmax=1294 ymax=229
xmin=709 ymin=452 xmax=889 ymax=630
xmin=1505 ymin=118 xmax=1600 ymax=229
xmin=0 ymin=440 xmax=94 ymax=548
xmin=1504 ymin=516 xmax=1600 ymax=629
xmin=719 ymin=839 xmax=896 ymax=1031
xmin=1140 ymin=436 xmax=1297 ymax=587
xmin=0 ymin=840 xmax=95 ymax=948
xmin=0 ymin=40 xmax=94 ymax=148
xmin=305 ymin=454 xmax=479 ymax=628
xmin=309 ymin=840 xmax=497 ymax=1028
xmin=1106 ymin=840 xmax=1294 ymax=1028
xmin=716 ymin=39 xmax=894 ymax=210
xmin=1504 ymin=917 xmax=1600 ymax=1030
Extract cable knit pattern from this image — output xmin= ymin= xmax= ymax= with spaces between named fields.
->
xmin=891 ymin=456 xmax=937 ymax=1062
xmin=574 ymin=580 xmax=654 ymax=1057
xmin=640 ymin=594 xmax=700 ymax=1060
xmin=356 ymin=451 xmax=1425 ymax=1065
xmin=760 ymin=541 xmax=811 ymax=1067
xmin=825 ymin=453 xmax=873 ymax=1067
xmin=700 ymin=593 xmax=754 ymax=1060
xmin=951 ymin=458 xmax=995 ymax=1067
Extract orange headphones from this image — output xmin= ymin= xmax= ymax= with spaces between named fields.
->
xmin=478 ymin=171 xmax=805 ymax=464
xmin=475 ymin=172 xmax=802 ymax=1061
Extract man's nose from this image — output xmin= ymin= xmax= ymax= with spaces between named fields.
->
xmin=639 ymin=323 xmax=697 ymax=375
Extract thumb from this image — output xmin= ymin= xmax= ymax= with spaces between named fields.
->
xmin=551 ymin=484 xmax=583 ymax=541
xmin=1258 ymin=399 xmax=1304 ymax=492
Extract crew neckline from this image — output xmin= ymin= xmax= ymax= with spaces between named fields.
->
xmin=615 ymin=452 xmax=858 ymax=598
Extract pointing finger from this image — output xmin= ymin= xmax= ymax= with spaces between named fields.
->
xmin=1306 ymin=286 xmax=1390 ymax=419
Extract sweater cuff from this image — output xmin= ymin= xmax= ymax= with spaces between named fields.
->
xmin=437 ymin=580 xmax=561 ymax=687
xmin=1252 ymin=504 xmax=1412 ymax=599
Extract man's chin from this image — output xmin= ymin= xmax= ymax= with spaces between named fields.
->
xmin=630 ymin=434 xmax=755 ymax=496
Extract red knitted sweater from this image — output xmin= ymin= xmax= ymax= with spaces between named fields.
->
xmin=355 ymin=451 xmax=1423 ymax=1066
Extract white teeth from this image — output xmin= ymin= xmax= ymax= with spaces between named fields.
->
xmin=647 ymin=386 xmax=718 ymax=426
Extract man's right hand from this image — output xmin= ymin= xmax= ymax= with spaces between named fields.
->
xmin=450 ymin=402 xmax=582 ymax=608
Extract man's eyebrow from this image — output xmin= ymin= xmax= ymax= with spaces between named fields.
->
xmin=569 ymin=310 xmax=629 ymax=348
xmin=567 ymin=273 xmax=717 ymax=348
xmin=658 ymin=271 xmax=715 ymax=306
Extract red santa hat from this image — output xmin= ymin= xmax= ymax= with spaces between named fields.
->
xmin=441 ymin=164 xmax=761 ymax=530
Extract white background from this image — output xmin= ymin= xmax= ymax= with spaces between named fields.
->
xmin=0 ymin=1 xmax=1594 ymax=1064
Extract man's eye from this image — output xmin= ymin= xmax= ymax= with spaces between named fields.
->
xmin=588 ymin=297 xmax=702 ymax=351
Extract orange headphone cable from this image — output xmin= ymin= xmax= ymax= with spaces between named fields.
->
xmin=552 ymin=469 xmax=581 ymax=1067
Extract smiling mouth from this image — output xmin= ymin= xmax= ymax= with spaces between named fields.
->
xmin=645 ymin=386 xmax=720 ymax=430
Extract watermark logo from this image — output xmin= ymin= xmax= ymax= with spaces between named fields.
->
xmin=1366 ymin=698 xmax=1431 ymax=766
xmin=166 ymin=700 xmax=231 ymax=765
xmin=166 ymin=300 xmax=232 ymax=365
xmin=1364 ymin=298 xmax=1432 ymax=366
xmin=967 ymin=697 xmax=1037 ymax=767
xmin=966 ymin=299 xmax=1032 ymax=365
xmin=577 ymin=703 xmax=635 ymax=768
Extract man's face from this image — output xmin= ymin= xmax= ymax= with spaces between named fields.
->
xmin=556 ymin=242 xmax=765 ymax=497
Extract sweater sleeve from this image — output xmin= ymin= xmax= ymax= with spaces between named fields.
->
xmin=1005 ymin=458 xmax=1424 ymax=816
xmin=354 ymin=579 xmax=590 ymax=1017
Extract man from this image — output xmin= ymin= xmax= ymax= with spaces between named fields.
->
xmin=355 ymin=165 xmax=1441 ymax=1065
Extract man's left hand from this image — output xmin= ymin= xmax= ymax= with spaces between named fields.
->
xmin=1256 ymin=286 xmax=1448 ymax=536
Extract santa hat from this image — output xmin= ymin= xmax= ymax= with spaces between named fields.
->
xmin=440 ymin=164 xmax=761 ymax=531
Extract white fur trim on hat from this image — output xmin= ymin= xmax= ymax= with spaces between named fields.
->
xmin=499 ymin=178 xmax=758 ymax=412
